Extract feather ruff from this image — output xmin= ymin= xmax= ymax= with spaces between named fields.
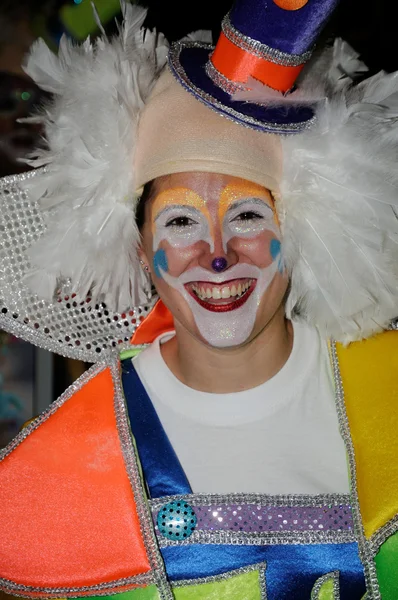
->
xmin=21 ymin=17 xmax=398 ymax=342
xmin=22 ymin=3 xmax=168 ymax=310
xmin=280 ymin=40 xmax=398 ymax=342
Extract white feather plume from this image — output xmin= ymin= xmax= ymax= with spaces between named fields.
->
xmin=21 ymin=2 xmax=168 ymax=311
xmin=280 ymin=39 xmax=398 ymax=342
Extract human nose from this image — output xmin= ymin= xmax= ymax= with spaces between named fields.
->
xmin=200 ymin=229 xmax=238 ymax=273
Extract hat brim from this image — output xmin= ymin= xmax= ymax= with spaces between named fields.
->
xmin=168 ymin=42 xmax=315 ymax=135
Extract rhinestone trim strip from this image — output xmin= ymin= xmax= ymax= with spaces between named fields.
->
xmin=205 ymin=60 xmax=247 ymax=95
xmin=0 ymin=572 xmax=154 ymax=598
xmin=171 ymin=561 xmax=267 ymax=599
xmin=331 ymin=342 xmax=380 ymax=600
xmin=150 ymin=493 xmax=352 ymax=510
xmin=111 ymin=356 xmax=174 ymax=600
xmin=156 ymin=528 xmax=356 ymax=548
xmin=311 ymin=571 xmax=340 ymax=599
xmin=369 ymin=513 xmax=398 ymax=555
xmin=222 ymin=13 xmax=312 ymax=67
xmin=168 ymin=42 xmax=316 ymax=134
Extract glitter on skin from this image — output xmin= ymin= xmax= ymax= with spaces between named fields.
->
xmin=151 ymin=187 xmax=214 ymax=252
xmin=150 ymin=180 xmax=283 ymax=347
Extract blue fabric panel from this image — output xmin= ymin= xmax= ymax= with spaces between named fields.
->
xmin=121 ymin=359 xmax=192 ymax=498
xmin=161 ymin=542 xmax=366 ymax=599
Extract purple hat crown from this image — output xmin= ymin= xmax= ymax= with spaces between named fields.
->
xmin=169 ymin=0 xmax=340 ymax=133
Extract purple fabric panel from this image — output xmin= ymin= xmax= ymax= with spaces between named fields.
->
xmin=229 ymin=0 xmax=340 ymax=55
xmin=154 ymin=503 xmax=353 ymax=534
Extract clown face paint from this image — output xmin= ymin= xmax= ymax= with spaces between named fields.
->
xmin=150 ymin=180 xmax=283 ymax=348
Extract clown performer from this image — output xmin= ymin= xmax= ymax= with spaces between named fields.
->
xmin=1 ymin=0 xmax=398 ymax=598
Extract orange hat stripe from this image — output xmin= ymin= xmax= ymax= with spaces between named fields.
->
xmin=211 ymin=32 xmax=304 ymax=93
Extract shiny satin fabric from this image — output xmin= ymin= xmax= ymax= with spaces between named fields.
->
xmin=161 ymin=543 xmax=365 ymax=599
xmin=122 ymin=359 xmax=192 ymax=498
xmin=336 ymin=331 xmax=398 ymax=540
xmin=121 ymin=358 xmax=366 ymax=598
xmin=0 ymin=367 xmax=151 ymax=592
xmin=211 ymin=34 xmax=304 ymax=92
xmin=230 ymin=0 xmax=339 ymax=55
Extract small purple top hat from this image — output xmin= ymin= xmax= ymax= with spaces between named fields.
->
xmin=169 ymin=0 xmax=340 ymax=133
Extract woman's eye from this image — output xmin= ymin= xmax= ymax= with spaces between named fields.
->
xmin=232 ymin=211 xmax=263 ymax=222
xmin=166 ymin=216 xmax=197 ymax=227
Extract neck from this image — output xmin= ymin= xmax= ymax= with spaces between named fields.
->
xmin=160 ymin=306 xmax=293 ymax=393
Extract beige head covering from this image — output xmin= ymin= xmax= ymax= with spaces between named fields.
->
xmin=135 ymin=69 xmax=283 ymax=193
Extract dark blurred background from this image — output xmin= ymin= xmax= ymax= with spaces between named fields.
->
xmin=0 ymin=0 xmax=395 ymax=446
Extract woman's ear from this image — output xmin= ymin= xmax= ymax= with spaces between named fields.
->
xmin=138 ymin=246 xmax=151 ymax=274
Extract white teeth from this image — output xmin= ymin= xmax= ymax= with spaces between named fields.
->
xmin=192 ymin=280 xmax=253 ymax=300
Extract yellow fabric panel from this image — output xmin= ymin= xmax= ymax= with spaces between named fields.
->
xmin=336 ymin=330 xmax=398 ymax=539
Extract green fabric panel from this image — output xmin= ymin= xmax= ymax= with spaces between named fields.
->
xmin=316 ymin=578 xmax=335 ymax=600
xmin=90 ymin=585 xmax=160 ymax=600
xmin=374 ymin=531 xmax=398 ymax=600
xmin=60 ymin=0 xmax=121 ymax=40
xmin=120 ymin=347 xmax=145 ymax=361
xmin=173 ymin=568 xmax=261 ymax=600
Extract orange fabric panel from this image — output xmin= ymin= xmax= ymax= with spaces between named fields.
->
xmin=211 ymin=33 xmax=304 ymax=93
xmin=337 ymin=331 xmax=398 ymax=538
xmin=0 ymin=368 xmax=151 ymax=589
xmin=131 ymin=300 xmax=174 ymax=345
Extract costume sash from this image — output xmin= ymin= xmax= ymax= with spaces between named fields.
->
xmin=122 ymin=359 xmax=192 ymax=498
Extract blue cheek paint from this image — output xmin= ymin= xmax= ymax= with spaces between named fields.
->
xmin=270 ymin=238 xmax=284 ymax=273
xmin=153 ymin=248 xmax=168 ymax=278
xmin=270 ymin=238 xmax=281 ymax=260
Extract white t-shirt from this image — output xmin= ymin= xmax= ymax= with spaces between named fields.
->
xmin=133 ymin=322 xmax=350 ymax=495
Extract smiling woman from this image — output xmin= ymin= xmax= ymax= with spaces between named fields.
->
xmin=138 ymin=173 xmax=288 ymax=350
xmin=0 ymin=1 xmax=398 ymax=599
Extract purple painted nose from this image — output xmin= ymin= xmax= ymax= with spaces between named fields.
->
xmin=211 ymin=257 xmax=228 ymax=272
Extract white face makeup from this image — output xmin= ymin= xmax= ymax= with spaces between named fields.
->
xmin=150 ymin=182 xmax=283 ymax=348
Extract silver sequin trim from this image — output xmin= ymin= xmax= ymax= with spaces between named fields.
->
xmin=369 ymin=513 xmax=398 ymax=556
xmin=172 ymin=561 xmax=267 ymax=599
xmin=311 ymin=571 xmax=340 ymax=599
xmin=0 ymin=573 xmax=154 ymax=598
xmin=151 ymin=493 xmax=355 ymax=549
xmin=111 ymin=356 xmax=174 ymax=600
xmin=168 ymin=42 xmax=316 ymax=134
xmin=150 ymin=492 xmax=352 ymax=511
xmin=0 ymin=168 xmax=156 ymax=363
xmin=389 ymin=317 xmax=398 ymax=330
xmin=222 ymin=12 xmax=312 ymax=67
xmin=205 ymin=60 xmax=247 ymax=95
xmin=331 ymin=342 xmax=380 ymax=600
xmin=156 ymin=528 xmax=355 ymax=548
